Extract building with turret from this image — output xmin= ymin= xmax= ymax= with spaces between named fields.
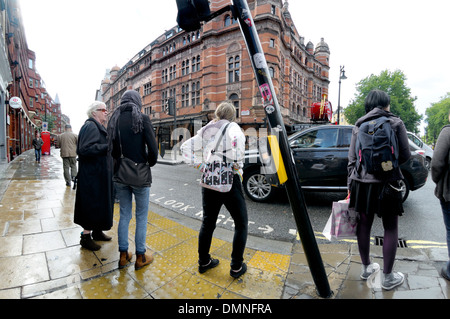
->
xmin=99 ymin=0 xmax=330 ymax=149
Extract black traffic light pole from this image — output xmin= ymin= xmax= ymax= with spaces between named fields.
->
xmin=230 ymin=0 xmax=332 ymax=299
xmin=176 ymin=0 xmax=332 ymax=298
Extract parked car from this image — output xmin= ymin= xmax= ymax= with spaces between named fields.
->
xmin=243 ymin=125 xmax=428 ymax=203
xmin=407 ymin=131 xmax=433 ymax=170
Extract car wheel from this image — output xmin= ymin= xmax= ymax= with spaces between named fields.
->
xmin=399 ymin=179 xmax=410 ymax=202
xmin=243 ymin=168 xmax=274 ymax=202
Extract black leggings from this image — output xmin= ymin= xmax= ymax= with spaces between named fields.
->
xmin=357 ymin=210 xmax=398 ymax=274
xmin=199 ymin=175 xmax=248 ymax=269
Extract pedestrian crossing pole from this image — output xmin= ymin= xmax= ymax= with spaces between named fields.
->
xmin=176 ymin=0 xmax=332 ymax=298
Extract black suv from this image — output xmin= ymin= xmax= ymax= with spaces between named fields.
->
xmin=243 ymin=125 xmax=428 ymax=202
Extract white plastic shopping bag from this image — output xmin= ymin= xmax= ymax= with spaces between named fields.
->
xmin=323 ymin=199 xmax=359 ymax=241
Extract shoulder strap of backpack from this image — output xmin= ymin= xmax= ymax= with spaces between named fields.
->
xmin=211 ymin=122 xmax=231 ymax=155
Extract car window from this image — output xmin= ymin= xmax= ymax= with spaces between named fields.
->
xmin=291 ymin=128 xmax=338 ymax=148
xmin=339 ymin=128 xmax=352 ymax=147
xmin=407 ymin=133 xmax=423 ymax=148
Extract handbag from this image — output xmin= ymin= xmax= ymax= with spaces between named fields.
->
xmin=323 ymin=198 xmax=359 ymax=241
xmin=200 ymin=123 xmax=235 ymax=192
xmin=113 ymin=126 xmax=151 ymax=187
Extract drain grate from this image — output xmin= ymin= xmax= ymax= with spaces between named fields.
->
xmin=374 ymin=236 xmax=408 ymax=248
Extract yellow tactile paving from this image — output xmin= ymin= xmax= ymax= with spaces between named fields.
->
xmin=151 ymin=271 xmax=195 ymax=299
xmin=128 ymin=254 xmax=186 ymax=293
xmin=161 ymin=238 xmax=199 ymax=270
xmin=146 ymin=230 xmax=183 ymax=252
xmin=247 ymin=250 xmax=291 ymax=275
xmin=0 ymin=158 xmax=292 ymax=299
xmin=180 ymin=273 xmax=227 ymax=299
xmin=79 ymin=270 xmax=149 ymax=299
xmin=151 ymin=217 xmax=180 ymax=230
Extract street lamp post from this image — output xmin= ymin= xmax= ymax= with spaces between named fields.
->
xmin=337 ymin=65 xmax=347 ymax=125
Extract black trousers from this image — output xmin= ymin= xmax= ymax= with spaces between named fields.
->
xmin=199 ymin=175 xmax=248 ymax=269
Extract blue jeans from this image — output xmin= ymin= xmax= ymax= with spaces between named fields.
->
xmin=114 ymin=182 xmax=150 ymax=255
xmin=440 ymin=201 xmax=450 ymax=260
xmin=35 ymin=149 xmax=41 ymax=162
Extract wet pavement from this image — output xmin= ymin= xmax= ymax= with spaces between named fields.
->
xmin=0 ymin=148 xmax=448 ymax=301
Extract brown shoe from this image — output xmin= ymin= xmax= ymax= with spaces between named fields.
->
xmin=135 ymin=253 xmax=154 ymax=270
xmin=118 ymin=251 xmax=133 ymax=269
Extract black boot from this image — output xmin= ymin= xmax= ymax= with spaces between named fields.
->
xmin=92 ymin=230 xmax=112 ymax=241
xmin=80 ymin=233 xmax=101 ymax=251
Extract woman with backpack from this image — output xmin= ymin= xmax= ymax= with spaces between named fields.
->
xmin=181 ymin=102 xmax=248 ymax=278
xmin=347 ymin=89 xmax=411 ymax=290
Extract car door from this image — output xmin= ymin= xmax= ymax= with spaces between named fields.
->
xmin=290 ymin=126 xmax=344 ymax=189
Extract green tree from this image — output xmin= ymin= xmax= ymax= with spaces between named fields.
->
xmin=425 ymin=93 xmax=450 ymax=145
xmin=343 ymin=70 xmax=422 ymax=133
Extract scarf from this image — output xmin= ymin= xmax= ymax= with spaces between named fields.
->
xmin=107 ymin=90 xmax=144 ymax=153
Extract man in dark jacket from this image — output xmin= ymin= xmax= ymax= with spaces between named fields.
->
xmin=32 ymin=132 xmax=44 ymax=163
xmin=74 ymin=101 xmax=114 ymax=251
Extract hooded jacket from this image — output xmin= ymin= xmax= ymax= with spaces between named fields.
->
xmin=347 ymin=107 xmax=411 ymax=189
xmin=108 ymin=90 xmax=158 ymax=181
xmin=431 ymin=125 xmax=450 ymax=202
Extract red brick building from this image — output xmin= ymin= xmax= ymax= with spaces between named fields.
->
xmin=1 ymin=0 xmax=63 ymax=162
xmin=100 ymin=0 xmax=330 ymax=149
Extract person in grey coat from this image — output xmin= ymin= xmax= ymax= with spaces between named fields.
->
xmin=431 ymin=110 xmax=450 ymax=281
xmin=58 ymin=124 xmax=78 ymax=187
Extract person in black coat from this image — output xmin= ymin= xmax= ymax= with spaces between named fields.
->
xmin=74 ymin=101 xmax=114 ymax=251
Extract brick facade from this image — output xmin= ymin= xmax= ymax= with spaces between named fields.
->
xmin=100 ymin=0 xmax=330 ymax=149
xmin=1 ymin=0 xmax=64 ymax=162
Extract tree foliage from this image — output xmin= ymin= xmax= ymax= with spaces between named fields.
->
xmin=425 ymin=93 xmax=450 ymax=145
xmin=343 ymin=70 xmax=422 ymax=133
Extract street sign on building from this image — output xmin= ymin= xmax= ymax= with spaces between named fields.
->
xmin=9 ymin=96 xmax=22 ymax=109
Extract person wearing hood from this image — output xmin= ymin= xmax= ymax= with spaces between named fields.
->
xmin=74 ymin=101 xmax=114 ymax=251
xmin=108 ymin=90 xmax=158 ymax=270
xmin=347 ymin=89 xmax=410 ymax=290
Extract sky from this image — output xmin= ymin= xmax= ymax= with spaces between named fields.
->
xmin=19 ymin=0 xmax=450 ymax=135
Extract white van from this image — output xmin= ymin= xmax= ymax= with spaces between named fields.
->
xmin=407 ymin=132 xmax=433 ymax=170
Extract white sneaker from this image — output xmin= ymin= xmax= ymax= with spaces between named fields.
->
xmin=360 ymin=263 xmax=380 ymax=280
xmin=382 ymin=272 xmax=405 ymax=290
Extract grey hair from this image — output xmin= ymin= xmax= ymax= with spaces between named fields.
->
xmin=87 ymin=101 xmax=106 ymax=118
xmin=214 ymin=101 xmax=236 ymax=122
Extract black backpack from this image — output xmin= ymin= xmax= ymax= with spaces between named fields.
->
xmin=355 ymin=116 xmax=399 ymax=178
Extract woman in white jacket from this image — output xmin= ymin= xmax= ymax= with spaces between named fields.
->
xmin=181 ymin=102 xmax=248 ymax=278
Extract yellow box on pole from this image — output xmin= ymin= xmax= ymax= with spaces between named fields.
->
xmin=267 ymin=135 xmax=288 ymax=185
